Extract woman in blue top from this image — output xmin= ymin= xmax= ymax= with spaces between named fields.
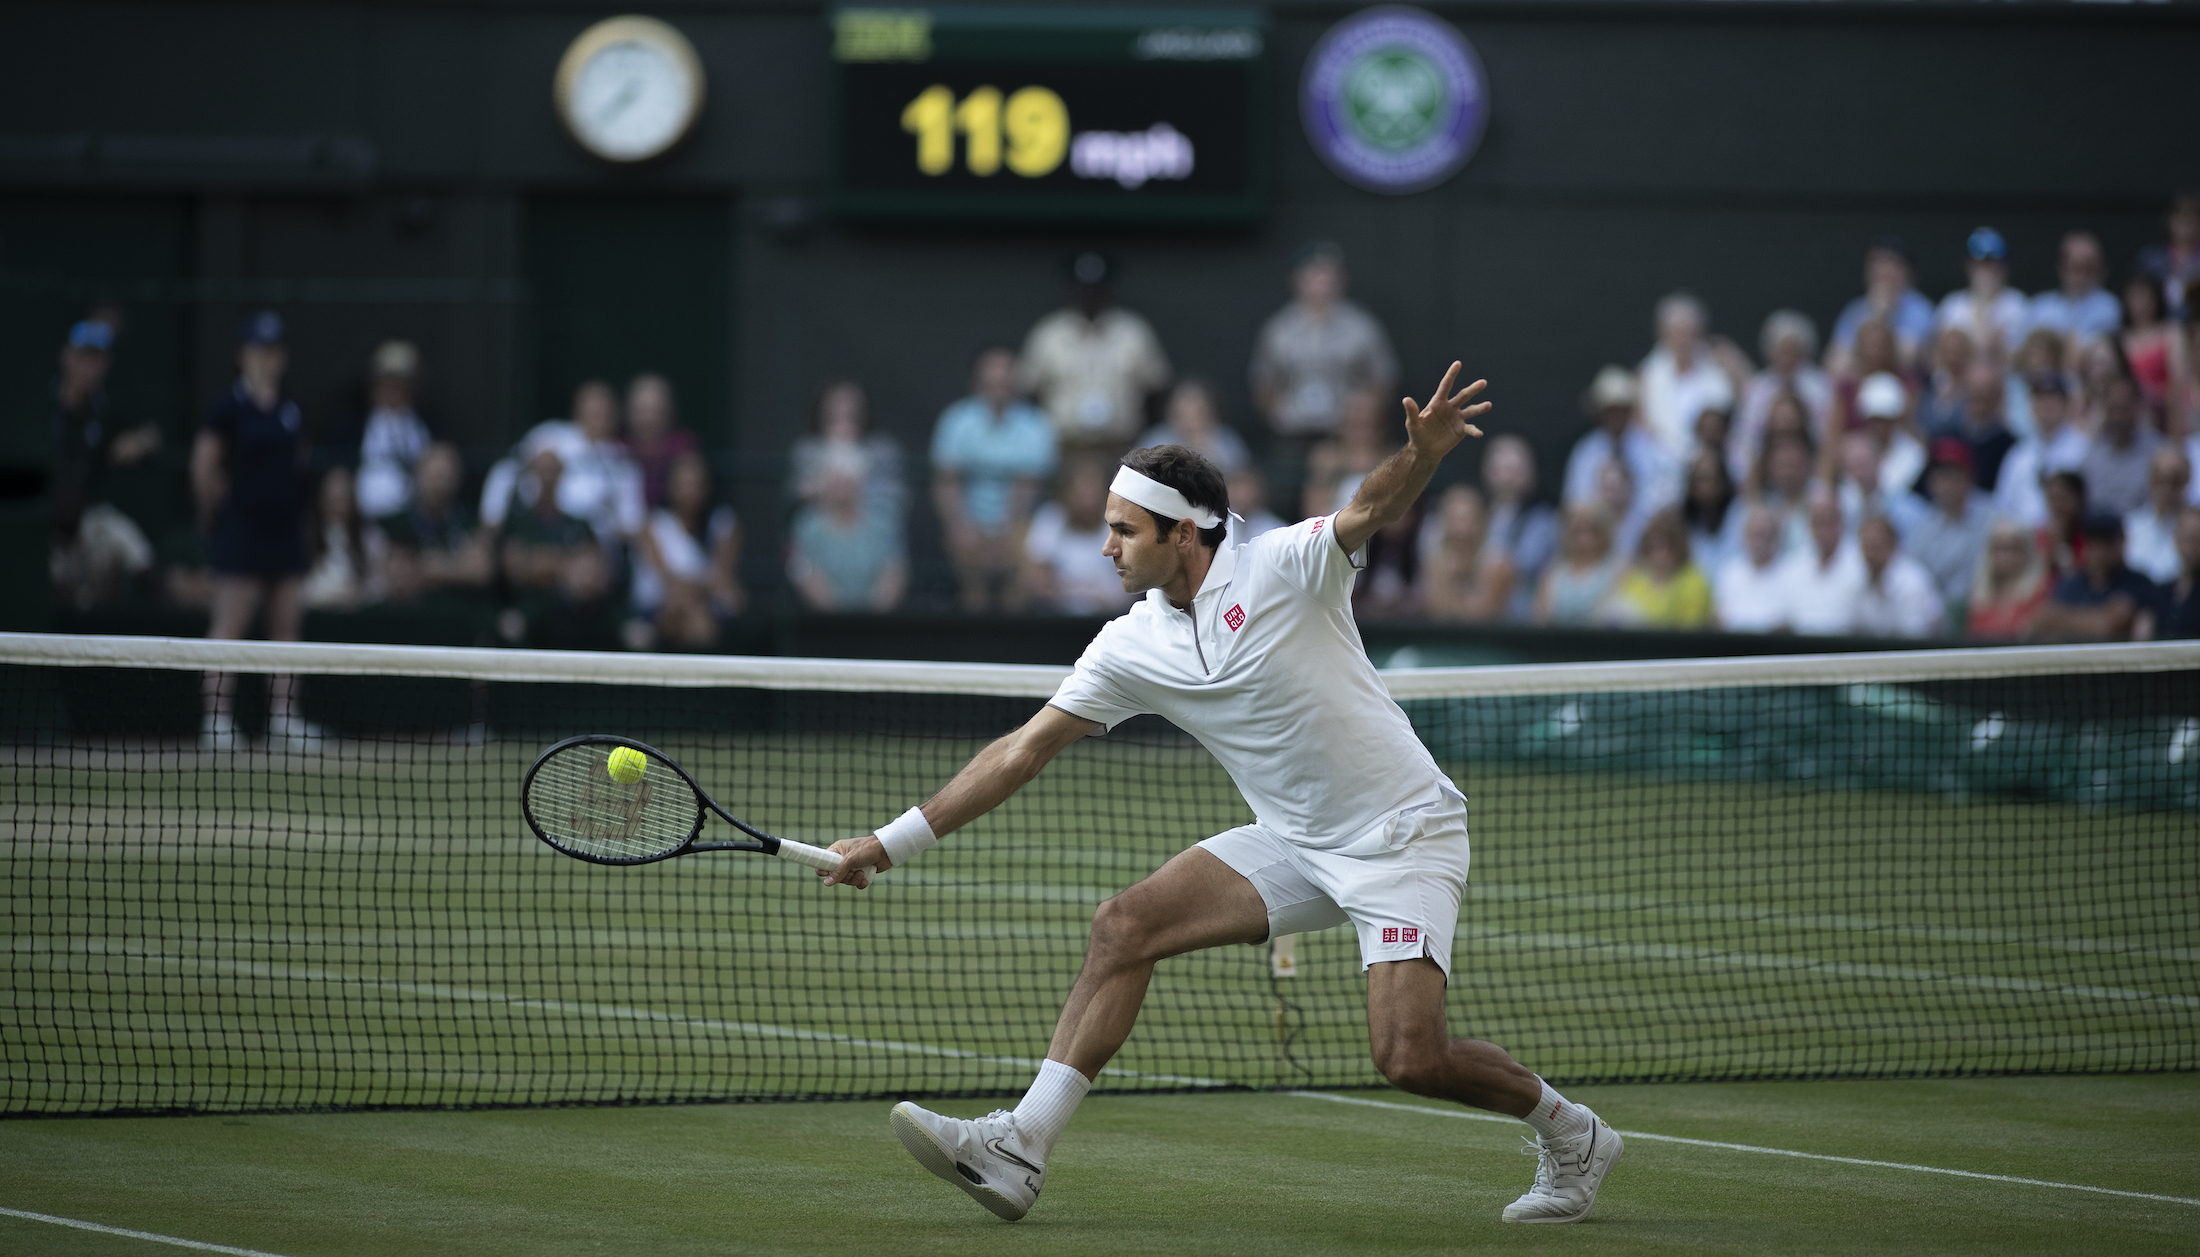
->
xmin=192 ymin=310 xmax=322 ymax=751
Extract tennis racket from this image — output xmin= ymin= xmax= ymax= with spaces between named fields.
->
xmin=521 ymin=734 xmax=847 ymax=871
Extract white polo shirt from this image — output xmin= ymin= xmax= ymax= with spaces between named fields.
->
xmin=1048 ymin=514 xmax=1455 ymax=850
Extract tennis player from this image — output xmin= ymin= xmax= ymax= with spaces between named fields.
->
xmin=823 ymin=363 xmax=1622 ymax=1225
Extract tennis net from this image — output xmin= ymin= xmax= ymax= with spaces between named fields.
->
xmin=3 ymin=633 xmax=2196 ymax=1115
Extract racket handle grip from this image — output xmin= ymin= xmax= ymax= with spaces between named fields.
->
xmin=772 ymin=838 xmax=847 ymax=872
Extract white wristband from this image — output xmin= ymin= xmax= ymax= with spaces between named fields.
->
xmin=875 ymin=805 xmax=937 ymax=869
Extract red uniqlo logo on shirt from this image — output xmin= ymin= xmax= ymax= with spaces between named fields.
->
xmin=1310 ymin=517 xmax=1325 ymax=534
xmin=1224 ymin=604 xmax=1245 ymax=632
xmin=1382 ymin=927 xmax=1399 ymax=943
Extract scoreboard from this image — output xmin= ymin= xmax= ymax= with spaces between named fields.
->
xmin=830 ymin=7 xmax=1270 ymax=223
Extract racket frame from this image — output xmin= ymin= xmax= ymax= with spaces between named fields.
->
xmin=521 ymin=734 xmax=835 ymax=869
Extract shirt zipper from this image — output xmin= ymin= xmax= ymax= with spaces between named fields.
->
xmin=1186 ymin=603 xmax=1209 ymax=675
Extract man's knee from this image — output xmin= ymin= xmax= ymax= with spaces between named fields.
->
xmin=1371 ymin=1030 xmax=1447 ymax=1096
xmin=1087 ymin=893 xmax=1157 ymax=967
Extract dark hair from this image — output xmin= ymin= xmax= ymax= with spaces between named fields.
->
xmin=1119 ymin=444 xmax=1229 ymax=550
xmin=2122 ymin=272 xmax=2168 ymax=327
xmin=810 ymin=379 xmax=866 ymax=435
xmin=1682 ymin=449 xmax=1735 ymax=535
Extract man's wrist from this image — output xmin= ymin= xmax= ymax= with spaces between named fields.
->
xmin=875 ymin=805 xmax=937 ymax=868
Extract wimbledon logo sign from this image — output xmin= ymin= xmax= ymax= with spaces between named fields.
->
xmin=1301 ymin=6 xmax=1489 ymax=194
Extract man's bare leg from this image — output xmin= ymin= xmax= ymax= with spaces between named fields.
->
xmin=1364 ymin=957 xmax=1539 ymax=1115
xmin=1046 ymin=845 xmax=1270 ymax=1077
xmin=887 ymin=846 xmax=1269 ymax=1219
xmin=1365 ymin=957 xmax=1623 ymax=1223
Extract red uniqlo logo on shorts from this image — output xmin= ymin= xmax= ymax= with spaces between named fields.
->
xmin=1224 ymin=604 xmax=1245 ymax=632
xmin=1382 ymin=927 xmax=1399 ymax=943
xmin=1402 ymin=927 xmax=1419 ymax=944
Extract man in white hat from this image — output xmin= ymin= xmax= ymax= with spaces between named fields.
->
xmin=1562 ymin=364 xmax=1678 ymax=514
xmin=823 ymin=363 xmax=1627 ymax=1228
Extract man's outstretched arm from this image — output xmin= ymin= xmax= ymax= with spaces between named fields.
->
xmin=1334 ymin=362 xmax=1491 ymax=555
xmin=820 ymin=703 xmax=1102 ymax=888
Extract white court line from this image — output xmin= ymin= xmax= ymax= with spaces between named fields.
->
xmin=1285 ymin=1092 xmax=2200 ymax=1208
xmin=19 ymin=940 xmax=1223 ymax=1089
xmin=0 ymin=1206 xmax=296 ymax=1256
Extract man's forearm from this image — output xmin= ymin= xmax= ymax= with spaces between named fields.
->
xmin=1335 ymin=444 xmax=1442 ymax=552
xmin=918 ymin=732 xmax=1046 ymax=837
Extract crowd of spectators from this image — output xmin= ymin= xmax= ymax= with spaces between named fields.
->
xmin=47 ymin=196 xmax=2200 ymax=689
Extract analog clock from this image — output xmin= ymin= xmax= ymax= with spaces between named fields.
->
xmin=554 ymin=16 xmax=706 ymax=163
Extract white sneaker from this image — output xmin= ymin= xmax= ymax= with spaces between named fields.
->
xmin=199 ymin=712 xmax=239 ymax=753
xmin=267 ymin=712 xmax=327 ymax=754
xmin=889 ymin=1101 xmax=1046 ymax=1221
xmin=1502 ymin=1111 xmax=1623 ymax=1224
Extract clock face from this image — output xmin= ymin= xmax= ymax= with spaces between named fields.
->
xmin=555 ymin=18 xmax=704 ymax=163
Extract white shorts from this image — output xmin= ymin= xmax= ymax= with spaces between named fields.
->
xmin=1198 ymin=791 xmax=1471 ymax=976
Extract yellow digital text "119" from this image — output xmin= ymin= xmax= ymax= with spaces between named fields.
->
xmin=900 ymin=85 xmax=1070 ymax=177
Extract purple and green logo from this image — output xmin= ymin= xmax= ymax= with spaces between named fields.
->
xmin=1301 ymin=6 xmax=1489 ymax=195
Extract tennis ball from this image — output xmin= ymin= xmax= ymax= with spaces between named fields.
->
xmin=605 ymin=746 xmax=648 ymax=785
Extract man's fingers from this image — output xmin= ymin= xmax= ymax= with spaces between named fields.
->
xmin=1447 ymin=379 xmax=1489 ymax=407
xmin=1463 ymin=400 xmax=1494 ymax=420
xmin=1400 ymin=396 xmax=1421 ymax=421
xmin=1462 ymin=424 xmax=1484 ymax=438
xmin=1432 ymin=361 xmax=1462 ymax=402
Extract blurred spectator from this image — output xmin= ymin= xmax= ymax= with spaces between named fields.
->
xmin=1712 ymin=506 xmax=1802 ymax=633
xmin=2155 ymin=506 xmax=2200 ymax=638
xmin=2136 ymin=192 xmax=2200 ymax=320
xmin=1935 ymin=227 xmax=2027 ymax=356
xmin=377 ymin=442 xmax=490 ymax=603
xmin=791 ymin=379 xmax=906 ymax=519
xmin=302 ymin=465 xmax=377 ymax=610
xmin=1601 ymin=508 xmax=1711 ymax=629
xmin=1564 ymin=366 xmax=1677 ymax=512
xmin=1852 ymin=515 xmax=1946 ymax=639
xmin=931 ymin=348 xmax=1058 ymax=613
xmin=50 ymin=483 xmax=154 ymax=612
xmin=2124 ymin=446 xmax=2191 ymax=584
xmin=1227 ymin=466 xmax=1286 ymax=541
xmin=353 ymin=340 xmax=434 ymax=518
xmin=1638 ymin=292 xmax=1736 ymax=461
xmin=1139 ymin=379 xmax=1250 ymax=474
xmin=1303 ymin=391 xmax=1397 ymax=518
xmin=1025 ymin=458 xmax=1134 ymax=615
xmin=1420 ymin=485 xmax=1513 ymax=623
xmin=1966 ymin=520 xmax=2050 ymax=641
xmin=1479 ymin=435 xmax=1557 ymax=620
xmin=1993 ymin=376 xmax=2086 ymax=528
xmin=1917 ymin=327 xmax=1976 ymax=438
xmin=2030 ymin=514 xmax=2159 ymax=642
xmin=1595 ymin=457 xmax=1652 ymax=563
xmin=1682 ymin=448 xmax=1738 ymax=573
xmin=50 ymin=318 xmax=161 ymax=535
xmin=1732 ymin=311 xmax=1832 ymax=466
xmin=2027 ymin=232 xmax=2122 ymax=348
xmin=1249 ymin=241 xmax=1396 ymax=499
xmin=1355 ymin=499 xmax=1425 ymax=620
xmin=2077 ymin=360 xmax=2162 ymax=516
xmin=499 ymin=447 xmax=610 ymax=645
xmin=2118 ymin=273 xmax=2189 ymax=426
xmin=631 ymin=451 xmax=744 ymax=649
xmin=1740 ymin=429 xmax=1816 ymax=560
xmin=790 ymin=446 xmax=906 ymax=612
xmin=624 ymin=372 xmax=699 ymax=511
xmin=1831 ymin=318 xmax=1907 ymax=434
xmin=1855 ymin=372 xmax=1925 ymax=497
xmin=1900 ymin=440 xmax=1993 ymax=615
xmin=480 ymin=382 xmax=645 ymax=544
xmin=2040 ymin=470 xmax=2089 ymax=579
xmin=1534 ymin=503 xmax=1624 ymax=626
xmin=1835 ymin=431 xmax=1898 ymax=532
xmin=1021 ymin=252 xmax=1170 ymax=454
xmin=1949 ymin=361 xmax=2017 ymax=492
xmin=1829 ymin=237 xmax=1936 ymax=370
xmin=195 ymin=311 xmax=318 ymax=751
xmin=1790 ymin=496 xmax=1867 ymax=635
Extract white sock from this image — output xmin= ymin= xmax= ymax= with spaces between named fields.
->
xmin=1010 ymin=1059 xmax=1091 ymax=1162
xmin=1521 ymin=1079 xmax=1591 ymax=1142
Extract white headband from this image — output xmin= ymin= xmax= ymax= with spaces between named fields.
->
xmin=1111 ymin=465 xmax=1223 ymax=529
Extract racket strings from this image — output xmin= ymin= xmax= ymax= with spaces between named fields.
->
xmin=528 ymin=745 xmax=695 ymax=861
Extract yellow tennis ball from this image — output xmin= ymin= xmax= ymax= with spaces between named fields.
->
xmin=605 ymin=746 xmax=647 ymax=785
